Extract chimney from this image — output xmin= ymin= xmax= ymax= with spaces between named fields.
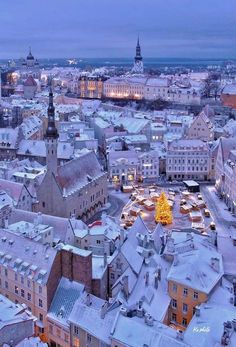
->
xmin=167 ymin=237 xmax=175 ymax=253
xmin=101 ymin=212 xmax=107 ymax=225
xmin=85 ymin=293 xmax=91 ymax=306
xmin=157 ymin=266 xmax=161 ymax=281
xmin=145 ymin=313 xmax=154 ymax=326
xmin=37 ymin=212 xmax=43 ymax=225
xmin=104 ymin=252 xmax=107 ymax=268
xmin=211 ymin=257 xmax=220 ymax=273
xmin=195 ymin=305 xmax=200 ymax=317
xmin=71 ymin=213 xmax=76 ymax=221
xmin=173 ymin=252 xmax=179 ymax=266
xmin=143 ymin=234 xmax=148 ymax=248
xmin=136 ymin=300 xmax=144 ymax=317
xmin=104 ymin=240 xmax=110 ymax=256
xmin=100 ymin=301 xmax=108 ymax=319
xmin=120 ymin=228 xmax=125 ymax=245
xmin=122 ymin=275 xmax=129 ymax=300
xmin=145 ymin=271 xmax=149 ymax=286
xmin=154 ymin=273 xmax=158 ymax=289
xmin=176 ymin=330 xmax=184 ymax=341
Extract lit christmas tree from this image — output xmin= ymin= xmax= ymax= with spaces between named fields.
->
xmin=155 ymin=192 xmax=173 ymax=225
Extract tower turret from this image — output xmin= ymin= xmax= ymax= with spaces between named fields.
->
xmin=135 ymin=36 xmax=142 ymax=63
xmin=132 ymin=36 xmax=144 ymax=74
xmin=44 ymin=81 xmax=58 ymax=174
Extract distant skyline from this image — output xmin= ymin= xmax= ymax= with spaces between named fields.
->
xmin=0 ymin=0 xmax=236 ymax=59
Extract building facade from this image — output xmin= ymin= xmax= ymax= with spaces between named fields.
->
xmin=166 ymin=139 xmax=211 ymax=181
xmin=36 ymin=86 xmax=108 ymax=220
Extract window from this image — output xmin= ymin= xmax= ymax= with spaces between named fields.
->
xmin=39 ymin=313 xmax=43 ymax=321
xmin=27 ymin=293 xmax=31 ymax=301
xmin=5 ymin=281 xmax=8 ymax=289
xmin=74 ymin=325 xmax=79 ymax=335
xmin=172 ymin=283 xmax=177 ymax=293
xmin=21 ymin=276 xmax=24 ymax=285
xmin=56 ymin=328 xmax=61 ymax=338
xmin=193 ymin=291 xmax=198 ymax=300
xmin=87 ymin=334 xmax=92 ymax=342
xmin=39 ymin=286 xmax=42 ymax=294
xmin=4 ymin=269 xmax=8 ymax=277
xmin=64 ymin=334 xmax=69 ymax=343
xmin=42 ymin=202 xmax=45 ymax=208
xmin=73 ymin=337 xmax=80 ymax=347
xmin=15 ymin=273 xmax=18 ymax=281
xmin=39 ymin=299 xmax=43 ymax=307
xmin=96 ymin=240 xmax=101 ymax=244
xmin=21 ymin=289 xmax=25 ymax=297
xmin=15 ymin=286 xmax=19 ymax=294
xmin=27 ymin=280 xmax=31 ymax=288
xmin=182 ymin=317 xmax=187 ymax=327
xmin=183 ymin=303 xmax=188 ymax=313
xmin=172 ymin=299 xmax=177 ymax=309
xmin=172 ymin=313 xmax=177 ymax=322
xmin=110 ymin=273 xmax=115 ymax=280
xmin=183 ymin=288 xmax=188 ymax=296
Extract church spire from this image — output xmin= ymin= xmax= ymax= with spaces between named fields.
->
xmin=135 ymin=36 xmax=142 ymax=62
xmin=45 ymin=79 xmax=58 ymax=139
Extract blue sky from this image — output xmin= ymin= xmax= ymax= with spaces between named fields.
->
xmin=0 ymin=0 xmax=235 ymax=58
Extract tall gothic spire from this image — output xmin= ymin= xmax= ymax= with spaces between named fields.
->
xmin=135 ymin=36 xmax=142 ymax=62
xmin=45 ymin=79 xmax=58 ymax=139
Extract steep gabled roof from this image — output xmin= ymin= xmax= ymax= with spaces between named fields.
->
xmin=24 ymin=75 xmax=37 ymax=87
xmin=56 ymin=151 xmax=105 ymax=194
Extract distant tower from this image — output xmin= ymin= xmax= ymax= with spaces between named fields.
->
xmin=132 ymin=36 xmax=144 ymax=74
xmin=26 ymin=47 xmax=35 ymax=67
xmin=44 ymin=81 xmax=58 ymax=174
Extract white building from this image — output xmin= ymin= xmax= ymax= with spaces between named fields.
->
xmin=166 ymin=139 xmax=211 ymax=181
xmin=215 ymin=138 xmax=236 ymax=215
xmin=187 ymin=111 xmax=214 ymax=141
xmin=103 ymin=76 xmax=147 ymax=100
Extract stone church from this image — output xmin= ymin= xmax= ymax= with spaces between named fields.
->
xmin=36 ymin=86 xmax=107 ymax=220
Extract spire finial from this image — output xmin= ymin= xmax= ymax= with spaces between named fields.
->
xmin=45 ymin=77 xmax=58 ymax=139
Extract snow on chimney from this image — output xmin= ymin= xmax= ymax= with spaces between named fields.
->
xmin=85 ymin=293 xmax=92 ymax=306
xmin=120 ymin=227 xmax=125 ymax=245
xmin=211 ymin=257 xmax=220 ymax=273
xmin=176 ymin=330 xmax=184 ymax=341
xmin=166 ymin=237 xmax=175 ymax=253
xmin=195 ymin=305 xmax=200 ymax=317
xmin=37 ymin=212 xmax=43 ymax=225
xmin=100 ymin=301 xmax=108 ymax=319
xmin=154 ymin=273 xmax=158 ymax=289
xmin=104 ymin=252 xmax=107 ymax=268
xmin=173 ymin=252 xmax=179 ymax=266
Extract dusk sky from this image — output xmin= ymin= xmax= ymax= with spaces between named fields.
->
xmin=0 ymin=0 xmax=236 ymax=59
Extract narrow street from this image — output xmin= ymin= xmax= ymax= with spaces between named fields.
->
xmin=201 ymin=184 xmax=236 ymax=276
